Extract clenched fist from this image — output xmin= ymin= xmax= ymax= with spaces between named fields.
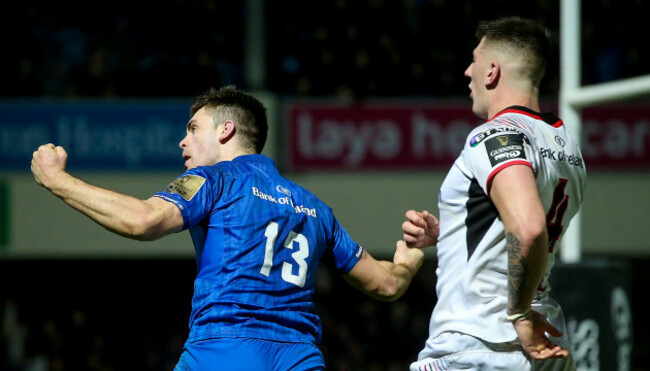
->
xmin=31 ymin=143 xmax=68 ymax=189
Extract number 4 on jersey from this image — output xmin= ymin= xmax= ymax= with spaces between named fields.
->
xmin=260 ymin=221 xmax=310 ymax=287
xmin=547 ymin=178 xmax=569 ymax=253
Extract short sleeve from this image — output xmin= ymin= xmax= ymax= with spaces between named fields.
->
xmin=464 ymin=125 xmax=535 ymax=196
xmin=323 ymin=216 xmax=363 ymax=274
xmin=152 ymin=167 xmax=219 ymax=230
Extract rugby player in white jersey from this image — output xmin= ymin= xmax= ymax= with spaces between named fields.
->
xmin=403 ymin=16 xmax=585 ymax=371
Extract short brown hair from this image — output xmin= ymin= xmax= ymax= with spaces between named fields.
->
xmin=191 ymin=86 xmax=268 ymax=154
xmin=476 ymin=16 xmax=551 ymax=86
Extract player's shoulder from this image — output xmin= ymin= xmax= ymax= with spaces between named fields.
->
xmin=283 ymin=178 xmax=336 ymax=225
xmin=199 ymin=154 xmax=271 ymax=179
xmin=182 ymin=164 xmax=226 ymax=186
xmin=488 ymin=106 xmax=562 ymax=135
xmin=169 ymin=164 xmax=230 ymax=198
xmin=467 ymin=106 xmax=556 ymax=147
xmin=466 ymin=121 xmax=528 ymax=149
xmin=286 ymin=178 xmax=332 ymax=210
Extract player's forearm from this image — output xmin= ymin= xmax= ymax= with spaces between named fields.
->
xmin=344 ymin=248 xmax=423 ymax=303
xmin=373 ymin=260 xmax=421 ymax=302
xmin=46 ymin=172 xmax=159 ymax=240
xmin=506 ymin=229 xmax=548 ymax=315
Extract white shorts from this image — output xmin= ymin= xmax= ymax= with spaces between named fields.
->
xmin=410 ymin=332 xmax=575 ymax=371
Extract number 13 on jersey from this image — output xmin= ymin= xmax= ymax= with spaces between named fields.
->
xmin=259 ymin=221 xmax=310 ymax=287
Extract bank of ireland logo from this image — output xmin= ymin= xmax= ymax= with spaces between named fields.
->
xmin=276 ymin=185 xmax=292 ymax=197
xmin=555 ymin=136 xmax=566 ymax=148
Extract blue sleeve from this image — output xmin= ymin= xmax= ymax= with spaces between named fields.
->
xmin=152 ymin=167 xmax=220 ymax=230
xmin=324 ymin=215 xmax=363 ymax=274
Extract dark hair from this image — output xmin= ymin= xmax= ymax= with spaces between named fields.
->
xmin=476 ymin=16 xmax=551 ymax=86
xmin=191 ymin=86 xmax=268 ymax=154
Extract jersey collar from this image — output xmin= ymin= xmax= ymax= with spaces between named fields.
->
xmin=232 ymin=153 xmax=277 ymax=168
xmin=491 ymin=105 xmax=563 ymax=128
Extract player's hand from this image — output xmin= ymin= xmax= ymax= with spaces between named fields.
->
xmin=513 ymin=309 xmax=570 ymax=360
xmin=402 ymin=209 xmax=439 ymax=248
xmin=31 ymin=143 xmax=69 ymax=189
xmin=393 ymin=240 xmax=425 ymax=274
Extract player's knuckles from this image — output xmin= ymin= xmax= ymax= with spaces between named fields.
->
xmin=406 ymin=222 xmax=425 ymax=233
xmin=402 ymin=221 xmax=416 ymax=231
xmin=406 ymin=210 xmax=423 ymax=222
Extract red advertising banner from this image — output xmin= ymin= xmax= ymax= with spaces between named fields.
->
xmin=582 ymin=106 xmax=650 ymax=169
xmin=287 ymin=101 xmax=650 ymax=171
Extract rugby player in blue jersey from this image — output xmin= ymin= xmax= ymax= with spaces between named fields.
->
xmin=31 ymin=86 xmax=428 ymax=370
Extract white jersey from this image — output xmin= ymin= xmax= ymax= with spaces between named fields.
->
xmin=424 ymin=106 xmax=586 ymax=346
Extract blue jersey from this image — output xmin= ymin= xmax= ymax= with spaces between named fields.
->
xmin=154 ymin=154 xmax=362 ymax=346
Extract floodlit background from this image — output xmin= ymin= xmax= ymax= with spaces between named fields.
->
xmin=1 ymin=1 xmax=649 ymax=370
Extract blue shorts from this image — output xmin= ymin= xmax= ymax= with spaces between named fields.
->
xmin=174 ymin=337 xmax=325 ymax=371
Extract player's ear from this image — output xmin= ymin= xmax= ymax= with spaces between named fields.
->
xmin=486 ymin=62 xmax=500 ymax=89
xmin=219 ymin=120 xmax=236 ymax=143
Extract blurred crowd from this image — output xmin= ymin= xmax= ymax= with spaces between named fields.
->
xmin=2 ymin=0 xmax=648 ymax=100
xmin=0 ymin=260 xmax=436 ymax=371
xmin=3 ymin=258 xmax=648 ymax=370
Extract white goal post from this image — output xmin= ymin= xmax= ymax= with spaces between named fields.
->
xmin=560 ymin=0 xmax=650 ymax=262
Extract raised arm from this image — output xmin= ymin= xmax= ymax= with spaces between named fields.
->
xmin=343 ymin=240 xmax=425 ymax=302
xmin=31 ymin=143 xmax=184 ymax=241
xmin=490 ymin=164 xmax=568 ymax=360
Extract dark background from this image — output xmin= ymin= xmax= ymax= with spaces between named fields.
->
xmin=2 ymin=0 xmax=649 ymax=370
xmin=2 ymin=0 xmax=648 ymax=99
xmin=0 ymin=259 xmax=436 ymax=370
xmin=1 ymin=257 xmax=648 ymax=370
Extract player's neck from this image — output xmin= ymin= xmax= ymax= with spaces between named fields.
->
xmin=219 ymin=146 xmax=256 ymax=163
xmin=488 ymin=89 xmax=540 ymax=120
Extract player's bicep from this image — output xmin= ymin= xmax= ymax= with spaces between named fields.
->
xmin=154 ymin=171 xmax=215 ymax=229
xmin=490 ymin=165 xmax=546 ymax=238
xmin=142 ymin=196 xmax=185 ymax=239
